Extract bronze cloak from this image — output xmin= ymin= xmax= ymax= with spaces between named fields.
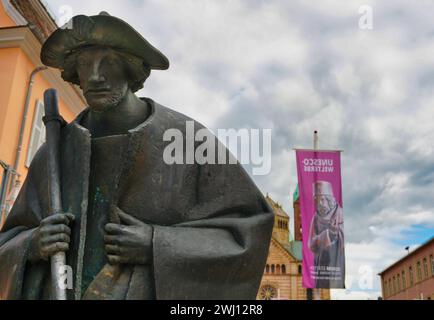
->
xmin=0 ymin=99 xmax=273 ymax=300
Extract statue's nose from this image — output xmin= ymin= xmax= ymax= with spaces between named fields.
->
xmin=88 ymin=61 xmax=106 ymax=83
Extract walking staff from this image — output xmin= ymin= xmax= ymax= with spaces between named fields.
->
xmin=43 ymin=88 xmax=67 ymax=300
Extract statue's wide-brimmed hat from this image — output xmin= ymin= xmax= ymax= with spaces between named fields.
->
xmin=313 ymin=180 xmax=334 ymax=197
xmin=40 ymin=12 xmax=169 ymax=70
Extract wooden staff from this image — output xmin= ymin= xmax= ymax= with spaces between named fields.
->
xmin=43 ymin=89 xmax=67 ymax=300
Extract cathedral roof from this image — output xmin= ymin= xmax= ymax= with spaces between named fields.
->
xmin=284 ymin=240 xmax=303 ymax=261
xmin=265 ymin=195 xmax=289 ymax=218
xmin=270 ymin=237 xmax=303 ymax=262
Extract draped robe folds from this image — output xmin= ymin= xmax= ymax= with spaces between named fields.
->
xmin=0 ymin=98 xmax=274 ymax=300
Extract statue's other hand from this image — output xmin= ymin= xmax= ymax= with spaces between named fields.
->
xmin=104 ymin=209 xmax=153 ymax=265
xmin=29 ymin=213 xmax=74 ymax=263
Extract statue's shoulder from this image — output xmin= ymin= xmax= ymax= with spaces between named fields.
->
xmin=146 ymin=98 xmax=207 ymax=133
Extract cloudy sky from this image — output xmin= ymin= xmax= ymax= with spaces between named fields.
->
xmin=43 ymin=0 xmax=434 ymax=299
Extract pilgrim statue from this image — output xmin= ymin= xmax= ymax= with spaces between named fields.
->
xmin=0 ymin=13 xmax=273 ymax=300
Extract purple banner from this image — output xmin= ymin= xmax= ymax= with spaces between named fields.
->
xmin=295 ymin=150 xmax=345 ymax=289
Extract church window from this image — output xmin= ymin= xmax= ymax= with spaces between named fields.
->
xmin=258 ymin=285 xmax=277 ymax=300
xmin=271 ymin=264 xmax=275 ymax=274
xmin=298 ymin=265 xmax=302 ymax=274
xmin=282 ymin=265 xmax=286 ymax=274
xmin=276 ymin=265 xmax=281 ymax=274
xmin=266 ymin=264 xmax=270 ymax=273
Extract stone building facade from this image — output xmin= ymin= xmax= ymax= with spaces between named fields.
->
xmin=257 ymin=195 xmax=330 ymax=300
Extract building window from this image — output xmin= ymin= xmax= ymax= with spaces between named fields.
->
xmin=265 ymin=264 xmax=269 ymax=274
xmin=430 ymin=255 xmax=434 ymax=276
xmin=402 ymin=270 xmax=406 ymax=290
xmin=388 ymin=279 xmax=392 ymax=295
xmin=271 ymin=264 xmax=275 ymax=274
xmin=417 ymin=261 xmax=422 ymax=282
xmin=298 ymin=265 xmax=302 ymax=274
xmin=276 ymin=264 xmax=281 ymax=274
xmin=282 ymin=264 xmax=286 ymax=274
xmin=397 ymin=274 xmax=401 ymax=292
xmin=409 ymin=266 xmax=414 ymax=286
xmin=306 ymin=288 xmax=313 ymax=300
xmin=384 ymin=280 xmax=388 ymax=297
xmin=392 ymin=276 xmax=396 ymax=294
xmin=26 ymin=100 xmax=46 ymax=167
xmin=258 ymin=285 xmax=278 ymax=300
xmin=423 ymin=258 xmax=428 ymax=279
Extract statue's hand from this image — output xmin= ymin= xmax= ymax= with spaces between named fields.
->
xmin=104 ymin=208 xmax=153 ymax=265
xmin=29 ymin=213 xmax=74 ymax=263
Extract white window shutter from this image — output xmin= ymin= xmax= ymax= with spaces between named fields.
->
xmin=25 ymin=100 xmax=46 ymax=167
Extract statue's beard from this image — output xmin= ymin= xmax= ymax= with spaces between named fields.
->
xmin=316 ymin=199 xmax=336 ymax=216
xmin=317 ymin=205 xmax=330 ymax=216
xmin=86 ymin=86 xmax=128 ymax=113
xmin=315 ymin=197 xmax=336 ymax=216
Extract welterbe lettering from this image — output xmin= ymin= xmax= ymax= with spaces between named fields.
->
xmin=303 ymin=158 xmax=334 ymax=173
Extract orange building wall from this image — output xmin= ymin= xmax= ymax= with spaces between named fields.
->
xmin=0 ymin=47 xmax=76 ymax=184
xmin=0 ymin=3 xmax=16 ymax=27
xmin=0 ymin=47 xmax=20 ymax=143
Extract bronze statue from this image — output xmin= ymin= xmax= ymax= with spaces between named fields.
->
xmin=0 ymin=13 xmax=273 ymax=300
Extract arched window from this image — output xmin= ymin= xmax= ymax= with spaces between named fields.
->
xmin=409 ymin=266 xmax=414 ymax=286
xmin=417 ymin=261 xmax=422 ymax=282
xmin=282 ymin=265 xmax=286 ymax=274
xmin=265 ymin=264 xmax=270 ymax=274
xmin=397 ymin=274 xmax=401 ymax=292
xmin=276 ymin=265 xmax=281 ymax=274
xmin=402 ymin=270 xmax=406 ymax=290
xmin=271 ymin=264 xmax=275 ymax=274
xmin=298 ymin=265 xmax=302 ymax=274
xmin=384 ymin=280 xmax=388 ymax=297
xmin=423 ymin=258 xmax=429 ymax=279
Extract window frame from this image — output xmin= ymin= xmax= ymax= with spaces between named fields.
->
xmin=25 ymin=100 xmax=46 ymax=168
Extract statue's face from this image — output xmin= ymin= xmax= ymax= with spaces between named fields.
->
xmin=314 ymin=195 xmax=334 ymax=215
xmin=76 ymin=47 xmax=129 ymax=112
